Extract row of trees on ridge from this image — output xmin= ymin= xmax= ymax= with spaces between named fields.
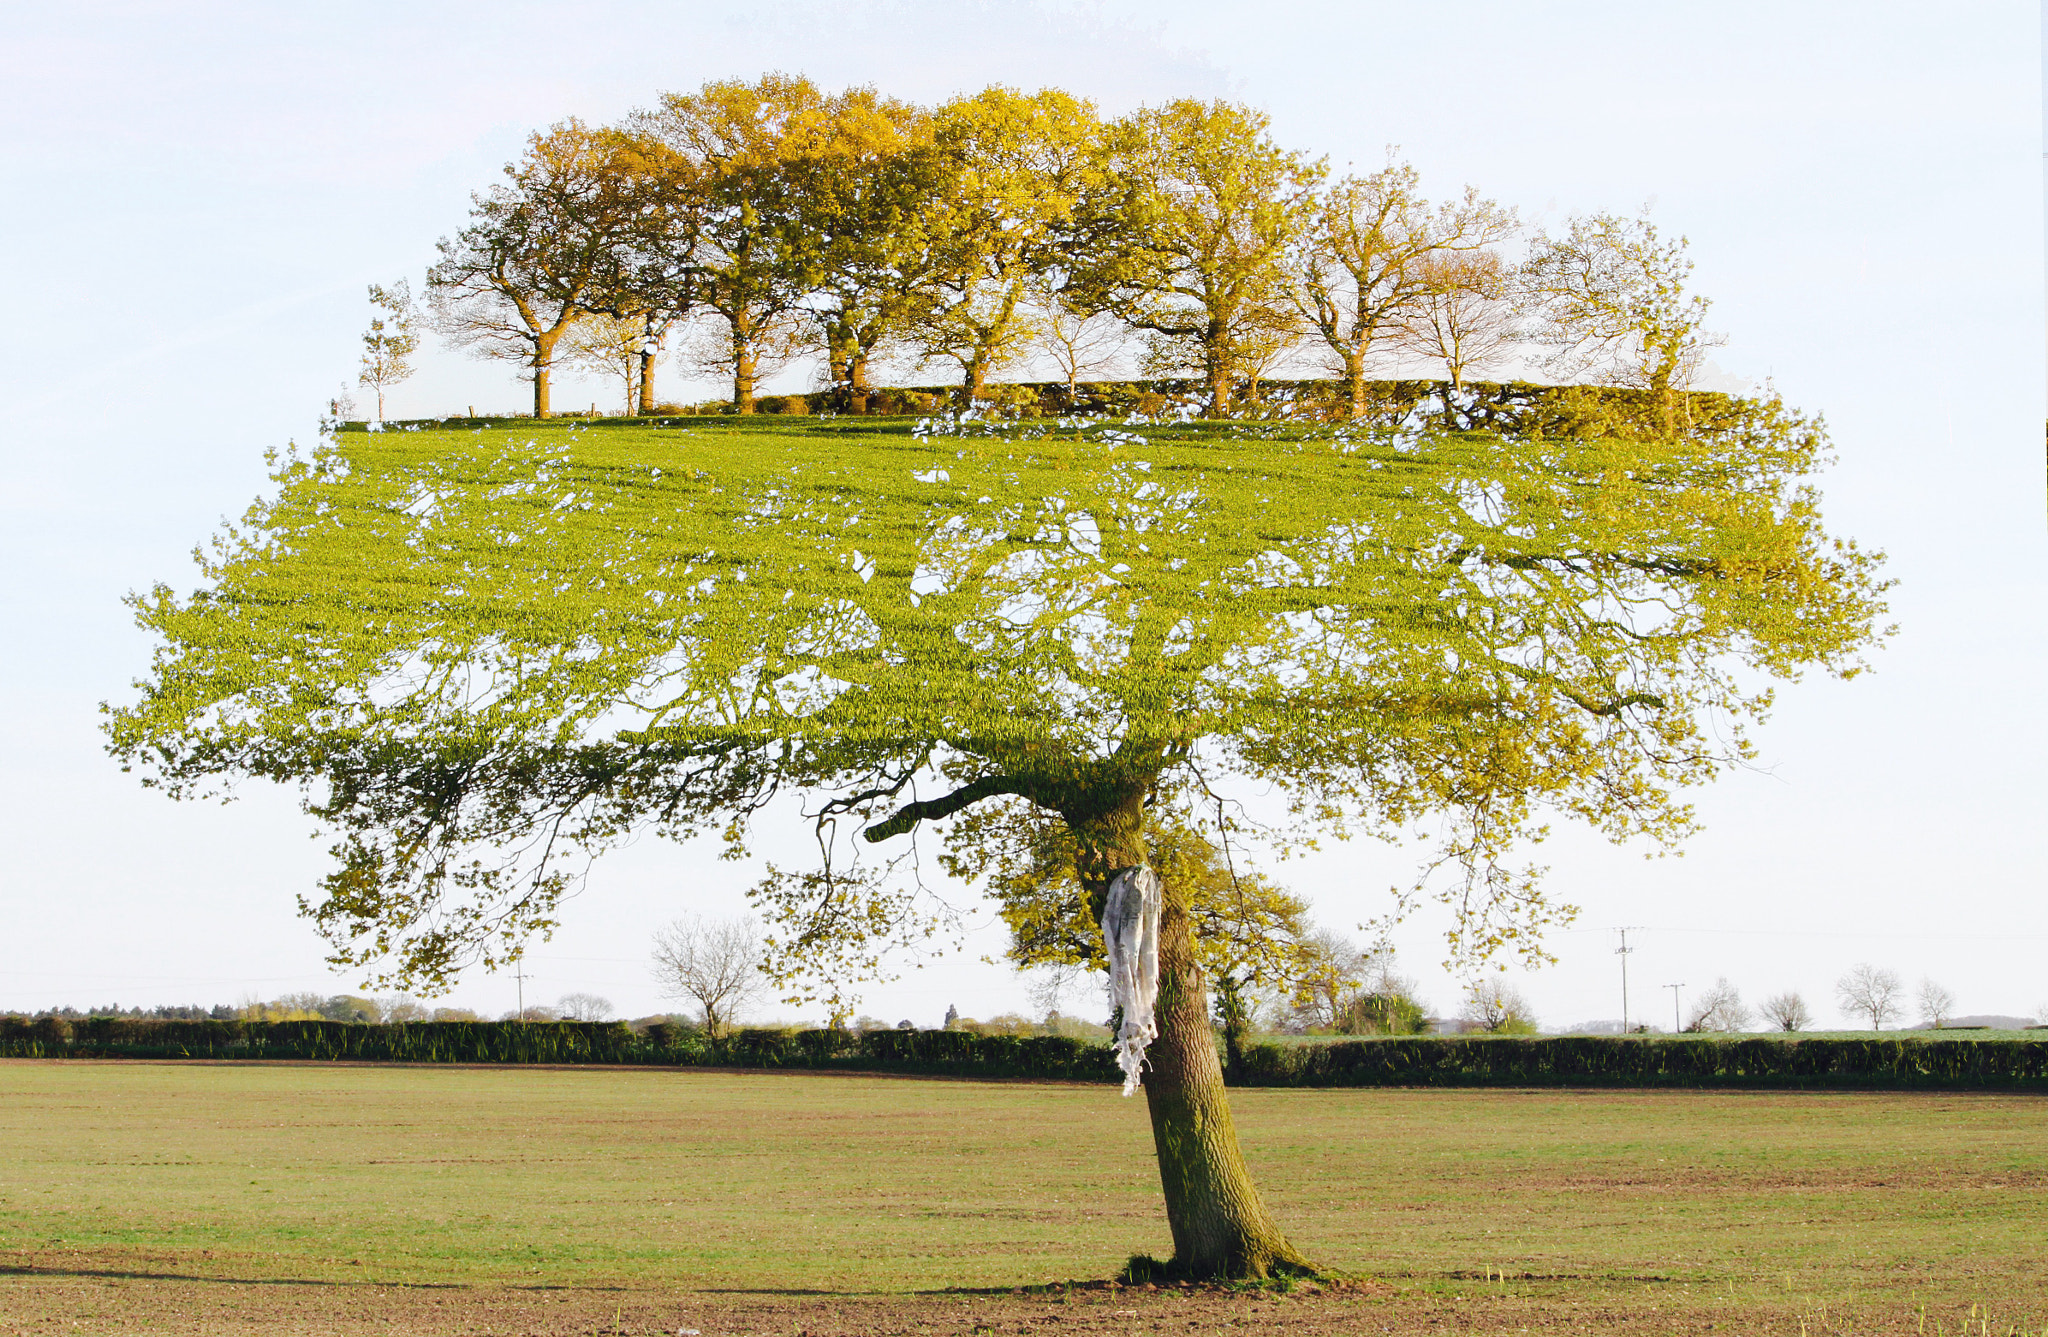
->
xmin=411 ymin=74 xmax=1721 ymax=419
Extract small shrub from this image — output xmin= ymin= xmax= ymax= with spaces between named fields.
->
xmin=1337 ymin=991 xmax=1429 ymax=1036
xmin=971 ymin=383 xmax=1044 ymax=417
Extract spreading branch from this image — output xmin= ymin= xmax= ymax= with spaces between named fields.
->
xmin=863 ymin=775 xmax=1026 ymax=842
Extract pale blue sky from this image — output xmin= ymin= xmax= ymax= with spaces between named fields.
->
xmin=1 ymin=2 xmax=2041 ymax=1028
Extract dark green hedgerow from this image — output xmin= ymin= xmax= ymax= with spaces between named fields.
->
xmin=0 ymin=1017 xmax=1120 ymax=1079
xmin=0 ymin=1017 xmax=652 ymax=1064
xmin=2 ymin=1018 xmax=2042 ymax=1089
xmin=1233 ymin=1035 xmax=2048 ymax=1091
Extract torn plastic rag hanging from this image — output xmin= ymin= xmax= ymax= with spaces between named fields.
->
xmin=1100 ymin=865 xmax=1162 ymax=1096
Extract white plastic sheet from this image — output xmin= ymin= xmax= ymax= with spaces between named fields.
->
xmin=1100 ymin=865 xmax=1162 ymax=1096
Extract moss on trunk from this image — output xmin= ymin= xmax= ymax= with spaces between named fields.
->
xmin=1139 ymin=877 xmax=1315 ymax=1278
xmin=1067 ymin=791 xmax=1314 ymax=1280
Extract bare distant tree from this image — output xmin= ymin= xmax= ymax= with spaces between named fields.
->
xmin=503 ymin=1005 xmax=561 ymax=1021
xmin=1758 ymin=991 xmax=1813 ymax=1032
xmin=556 ymin=992 xmax=615 ymax=1022
xmin=1460 ymin=978 xmax=1536 ymax=1034
xmin=1030 ymin=281 xmax=1131 ymax=399
xmin=1022 ymin=960 xmax=1094 ymax=1021
xmin=430 ymin=1006 xmax=482 ymax=1022
xmin=559 ymin=313 xmax=650 ymax=415
xmin=651 ymin=915 xmax=766 ymax=1038
xmin=1520 ymin=210 xmax=1725 ymax=424
xmin=1835 ymin=963 xmax=1904 ymax=1031
xmin=378 ymin=994 xmax=430 ymax=1022
xmin=1915 ymin=978 xmax=1957 ymax=1030
xmin=1291 ymin=158 xmax=1517 ymax=418
xmin=1393 ymin=250 xmax=1522 ymax=394
xmin=1683 ymin=977 xmax=1751 ymax=1033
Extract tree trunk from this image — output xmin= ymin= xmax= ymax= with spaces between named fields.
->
xmin=1069 ymin=794 xmax=1314 ymax=1281
xmin=1142 ymin=884 xmax=1314 ymax=1278
xmin=1205 ymin=346 xmax=1231 ymax=419
xmin=532 ymin=359 xmax=552 ymax=418
xmin=824 ymin=323 xmax=857 ymax=413
xmin=848 ymin=351 xmax=870 ymax=416
xmin=733 ymin=337 xmax=757 ymax=415
xmin=963 ymin=354 xmax=987 ymax=406
xmin=1342 ymin=349 xmax=1365 ymax=421
xmin=1648 ymin=355 xmax=1679 ymax=435
xmin=1214 ymin=974 xmax=1250 ymax=1085
xmin=638 ymin=350 xmax=657 ymax=415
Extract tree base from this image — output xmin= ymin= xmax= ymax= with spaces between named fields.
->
xmin=1120 ymin=1248 xmax=1322 ymax=1286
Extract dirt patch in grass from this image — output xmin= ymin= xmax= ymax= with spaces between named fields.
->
xmin=8 ymin=1268 xmax=2024 ymax=1336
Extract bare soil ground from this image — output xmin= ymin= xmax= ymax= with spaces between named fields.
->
xmin=6 ymin=1268 xmax=2028 ymax=1336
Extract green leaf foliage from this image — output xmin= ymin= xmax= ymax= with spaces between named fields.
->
xmin=939 ymin=798 xmax=1316 ymax=985
xmin=105 ymin=391 xmax=1887 ymax=989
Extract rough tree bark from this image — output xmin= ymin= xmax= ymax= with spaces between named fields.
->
xmin=961 ymin=353 xmax=989 ymax=405
xmin=731 ymin=327 xmax=758 ymax=414
xmin=824 ymin=324 xmax=874 ymax=415
xmin=1339 ymin=349 xmax=1366 ymax=421
xmin=846 ymin=352 xmax=871 ymax=415
xmin=1068 ymin=792 xmax=1314 ymax=1280
xmin=1202 ymin=331 xmax=1231 ymax=419
xmin=530 ymin=328 xmax=562 ymax=419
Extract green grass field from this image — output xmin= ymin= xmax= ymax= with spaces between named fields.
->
xmin=2 ymin=1062 xmax=2043 ymax=1335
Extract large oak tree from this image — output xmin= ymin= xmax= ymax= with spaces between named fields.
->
xmin=110 ymin=386 xmax=1885 ymax=1277
xmin=1294 ymin=161 xmax=1517 ymax=419
xmin=632 ymin=76 xmax=829 ymax=414
xmin=425 ymin=120 xmax=659 ymax=419
xmin=780 ymin=87 xmax=946 ymax=416
xmin=1066 ymin=100 xmax=1323 ymax=417
xmin=917 ymin=88 xmax=1106 ymax=401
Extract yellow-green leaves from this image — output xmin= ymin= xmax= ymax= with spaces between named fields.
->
xmin=107 ymin=396 xmax=1886 ymax=987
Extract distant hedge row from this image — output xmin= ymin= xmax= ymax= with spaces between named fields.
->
xmin=1233 ymin=1035 xmax=2048 ymax=1091
xmin=3 ymin=1018 xmax=2043 ymax=1090
xmin=360 ymin=377 xmax=1724 ymax=434
xmin=0 ymin=1017 xmax=1120 ymax=1079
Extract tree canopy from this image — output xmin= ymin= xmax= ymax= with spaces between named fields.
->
xmin=111 ymin=391 xmax=1884 ymax=990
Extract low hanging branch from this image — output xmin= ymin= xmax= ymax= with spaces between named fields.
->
xmin=862 ymin=775 xmax=1029 ymax=842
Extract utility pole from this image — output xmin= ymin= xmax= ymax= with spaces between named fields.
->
xmin=514 ymin=961 xmax=527 ymax=1018
xmin=1613 ymin=928 xmax=1643 ymax=1032
xmin=1665 ymin=982 xmax=1685 ymax=1034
